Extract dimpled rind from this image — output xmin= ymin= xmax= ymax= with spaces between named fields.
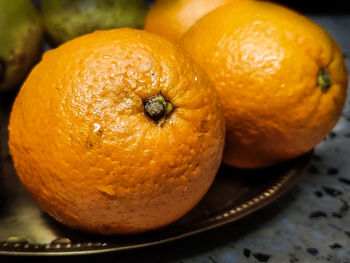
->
xmin=9 ymin=28 xmax=225 ymax=235
xmin=181 ymin=1 xmax=347 ymax=168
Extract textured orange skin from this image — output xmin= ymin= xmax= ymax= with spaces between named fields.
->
xmin=181 ymin=1 xmax=348 ymax=168
xmin=144 ymin=0 xmax=248 ymax=42
xmin=8 ymin=28 xmax=225 ymax=235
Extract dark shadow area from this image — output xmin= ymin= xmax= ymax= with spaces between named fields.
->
xmin=272 ymin=0 xmax=350 ymax=14
xmin=32 ymin=0 xmax=350 ymax=15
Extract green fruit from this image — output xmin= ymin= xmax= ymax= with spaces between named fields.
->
xmin=0 ymin=0 xmax=43 ymax=92
xmin=42 ymin=0 xmax=149 ymax=46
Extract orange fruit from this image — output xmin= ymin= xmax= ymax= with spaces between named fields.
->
xmin=181 ymin=1 xmax=348 ymax=168
xmin=8 ymin=28 xmax=225 ymax=235
xmin=144 ymin=0 xmax=248 ymax=42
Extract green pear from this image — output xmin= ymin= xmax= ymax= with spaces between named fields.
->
xmin=0 ymin=0 xmax=43 ymax=92
xmin=41 ymin=0 xmax=149 ymax=46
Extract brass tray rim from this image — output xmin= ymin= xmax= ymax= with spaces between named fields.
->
xmin=0 ymin=152 xmax=311 ymax=256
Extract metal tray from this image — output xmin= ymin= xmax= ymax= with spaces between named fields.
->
xmin=0 ymin=93 xmax=311 ymax=256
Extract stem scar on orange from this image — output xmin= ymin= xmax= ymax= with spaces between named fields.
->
xmin=8 ymin=28 xmax=225 ymax=235
xmin=181 ymin=0 xmax=348 ymax=169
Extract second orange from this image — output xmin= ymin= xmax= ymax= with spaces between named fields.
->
xmin=144 ymin=0 xmax=248 ymax=42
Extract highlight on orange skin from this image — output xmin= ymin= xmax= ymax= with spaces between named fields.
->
xmin=144 ymin=0 xmax=250 ymax=42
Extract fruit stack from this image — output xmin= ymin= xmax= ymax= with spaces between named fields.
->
xmin=2 ymin=0 xmax=348 ymax=235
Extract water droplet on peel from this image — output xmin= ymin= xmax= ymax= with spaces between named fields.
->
xmin=194 ymin=76 xmax=198 ymax=83
xmin=93 ymin=123 xmax=100 ymax=133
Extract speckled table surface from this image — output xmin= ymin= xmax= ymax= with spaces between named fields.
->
xmin=169 ymin=15 xmax=350 ymax=263
xmin=165 ymin=15 xmax=350 ymax=263
xmin=2 ymin=14 xmax=350 ymax=263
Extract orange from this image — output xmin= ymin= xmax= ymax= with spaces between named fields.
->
xmin=8 ymin=28 xmax=225 ymax=235
xmin=144 ymin=0 xmax=248 ymax=42
xmin=181 ymin=1 xmax=348 ymax=168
